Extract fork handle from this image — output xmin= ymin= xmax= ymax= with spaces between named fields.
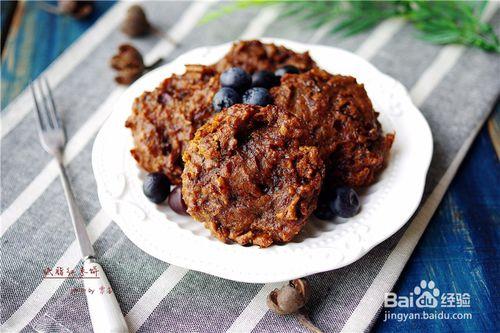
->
xmin=56 ymin=161 xmax=128 ymax=331
xmin=56 ymin=160 xmax=95 ymax=257
xmin=83 ymin=257 xmax=129 ymax=333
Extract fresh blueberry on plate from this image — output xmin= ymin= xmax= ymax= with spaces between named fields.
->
xmin=275 ymin=65 xmax=299 ymax=77
xmin=213 ymin=87 xmax=241 ymax=112
xmin=330 ymin=187 xmax=361 ymax=218
xmin=168 ymin=186 xmax=189 ymax=215
xmin=242 ymin=87 xmax=272 ymax=106
xmin=314 ymin=200 xmax=336 ymax=220
xmin=220 ymin=67 xmax=251 ymax=92
xmin=251 ymin=70 xmax=279 ymax=89
xmin=143 ymin=172 xmax=171 ymax=204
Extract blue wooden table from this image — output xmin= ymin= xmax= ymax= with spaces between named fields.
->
xmin=1 ymin=2 xmax=498 ymax=332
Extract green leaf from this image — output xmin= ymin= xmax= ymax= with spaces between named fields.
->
xmin=200 ymin=0 xmax=500 ymax=53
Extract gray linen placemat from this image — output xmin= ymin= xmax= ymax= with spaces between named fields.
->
xmin=1 ymin=1 xmax=499 ymax=332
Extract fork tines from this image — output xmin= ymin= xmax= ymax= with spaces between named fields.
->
xmin=30 ymin=77 xmax=61 ymax=131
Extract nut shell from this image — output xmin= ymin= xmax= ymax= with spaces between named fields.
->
xmin=122 ymin=5 xmax=151 ymax=37
xmin=267 ymin=279 xmax=310 ymax=315
xmin=110 ymin=44 xmax=145 ymax=85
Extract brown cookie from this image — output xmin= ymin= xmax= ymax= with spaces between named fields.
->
xmin=182 ymin=104 xmax=325 ymax=247
xmin=125 ymin=65 xmax=220 ymax=184
xmin=270 ymin=68 xmax=394 ymax=187
xmin=214 ymin=39 xmax=316 ymax=73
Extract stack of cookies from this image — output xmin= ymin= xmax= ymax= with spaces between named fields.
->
xmin=126 ymin=40 xmax=394 ymax=247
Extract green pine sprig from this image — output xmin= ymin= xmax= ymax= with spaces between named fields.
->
xmin=201 ymin=0 xmax=499 ymax=53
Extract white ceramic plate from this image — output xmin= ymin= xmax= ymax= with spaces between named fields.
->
xmin=92 ymin=38 xmax=433 ymax=283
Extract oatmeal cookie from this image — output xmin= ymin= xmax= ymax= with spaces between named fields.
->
xmin=214 ymin=39 xmax=316 ymax=73
xmin=270 ymin=68 xmax=394 ymax=187
xmin=182 ymin=104 xmax=324 ymax=247
xmin=125 ymin=65 xmax=220 ymax=184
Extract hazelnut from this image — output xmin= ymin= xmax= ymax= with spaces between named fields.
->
xmin=122 ymin=5 xmax=151 ymax=37
xmin=267 ymin=278 xmax=310 ymax=315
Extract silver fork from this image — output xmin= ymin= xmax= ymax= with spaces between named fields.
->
xmin=31 ymin=77 xmax=129 ymax=333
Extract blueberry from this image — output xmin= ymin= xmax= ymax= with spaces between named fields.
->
xmin=314 ymin=201 xmax=335 ymax=220
xmin=275 ymin=65 xmax=299 ymax=77
xmin=251 ymin=70 xmax=279 ymax=89
xmin=143 ymin=172 xmax=171 ymax=204
xmin=242 ymin=87 xmax=272 ymax=106
xmin=168 ymin=186 xmax=189 ymax=215
xmin=330 ymin=187 xmax=361 ymax=218
xmin=212 ymin=87 xmax=241 ymax=112
xmin=220 ymin=67 xmax=251 ymax=92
